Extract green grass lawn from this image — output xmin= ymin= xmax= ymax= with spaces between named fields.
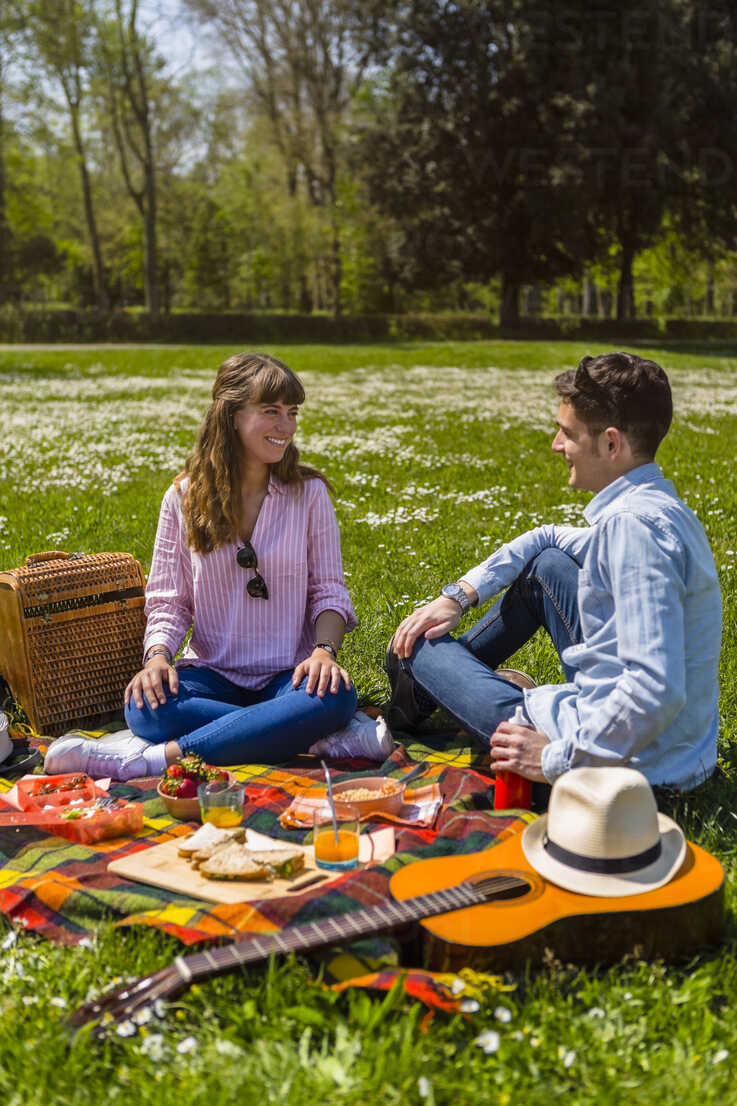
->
xmin=1 ymin=339 xmax=736 ymax=1105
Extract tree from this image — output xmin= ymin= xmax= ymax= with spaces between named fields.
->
xmin=556 ymin=1 xmax=697 ymax=319
xmin=356 ymin=1 xmax=597 ymax=327
xmin=182 ymin=0 xmax=386 ymax=316
xmin=0 ymin=9 xmax=25 ymax=304
xmin=663 ymin=3 xmax=737 ymax=303
xmin=22 ymin=0 xmax=109 ymax=309
xmin=181 ymin=196 xmax=234 ymax=307
xmin=0 ymin=48 xmax=13 ymax=304
xmin=97 ymin=0 xmax=162 ymax=314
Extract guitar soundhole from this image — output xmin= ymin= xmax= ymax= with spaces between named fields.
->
xmin=469 ymin=869 xmax=536 ymax=902
xmin=492 ymin=879 xmax=530 ymax=901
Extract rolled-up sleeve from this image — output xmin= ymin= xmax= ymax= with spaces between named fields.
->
xmin=143 ymin=485 xmax=194 ymax=660
xmin=305 ymin=481 xmax=357 ymax=632
xmin=461 ymin=523 xmax=591 ymax=604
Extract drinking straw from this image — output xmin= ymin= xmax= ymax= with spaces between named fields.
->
xmin=320 ymin=759 xmax=340 ymax=844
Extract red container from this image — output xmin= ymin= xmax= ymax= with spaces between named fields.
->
xmin=16 ymin=773 xmax=106 ymax=811
xmin=493 ymin=771 xmax=532 ymax=810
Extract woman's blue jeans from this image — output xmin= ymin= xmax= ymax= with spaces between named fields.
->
xmin=124 ymin=666 xmax=358 ymax=765
xmin=406 ymin=548 xmax=582 ymax=749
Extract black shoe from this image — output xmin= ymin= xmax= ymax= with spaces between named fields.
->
xmin=385 ymin=636 xmax=426 ymax=732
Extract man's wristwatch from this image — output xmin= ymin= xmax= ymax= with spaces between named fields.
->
xmin=315 ymin=641 xmax=339 ymax=660
xmin=441 ymin=583 xmax=473 ymax=613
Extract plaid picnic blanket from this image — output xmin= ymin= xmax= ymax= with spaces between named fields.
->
xmin=0 ymin=727 xmax=533 ymax=1011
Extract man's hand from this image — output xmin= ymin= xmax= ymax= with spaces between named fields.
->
xmin=391 ymin=597 xmax=463 ymax=659
xmin=490 ymin=721 xmax=549 ymax=782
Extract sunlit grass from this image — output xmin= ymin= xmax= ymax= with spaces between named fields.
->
xmin=0 ymin=340 xmax=736 ymax=1104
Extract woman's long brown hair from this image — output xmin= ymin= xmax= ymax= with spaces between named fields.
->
xmin=181 ymin=352 xmax=329 ymax=553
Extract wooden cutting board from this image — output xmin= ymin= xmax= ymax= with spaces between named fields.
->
xmin=107 ymin=837 xmax=343 ymax=904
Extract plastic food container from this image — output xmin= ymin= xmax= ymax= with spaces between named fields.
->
xmin=16 ymin=773 xmax=107 ymax=811
xmin=51 ymin=800 xmax=143 ymax=844
xmin=0 ymin=798 xmax=143 ymax=843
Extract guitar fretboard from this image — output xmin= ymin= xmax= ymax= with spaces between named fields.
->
xmin=177 ymin=874 xmax=524 ymax=982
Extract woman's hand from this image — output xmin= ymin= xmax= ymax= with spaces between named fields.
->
xmin=390 ymin=597 xmax=463 ymax=659
xmin=292 ymin=648 xmax=352 ymax=697
xmin=124 ymin=655 xmax=179 ymax=710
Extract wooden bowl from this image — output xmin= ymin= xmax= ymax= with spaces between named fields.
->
xmin=331 ymin=776 xmax=405 ymax=819
xmin=157 ymin=771 xmax=236 ymax=822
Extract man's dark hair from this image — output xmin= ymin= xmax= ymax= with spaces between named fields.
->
xmin=554 ymin=352 xmax=673 ymax=458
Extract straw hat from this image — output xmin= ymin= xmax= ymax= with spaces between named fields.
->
xmin=522 ymin=767 xmax=686 ymax=897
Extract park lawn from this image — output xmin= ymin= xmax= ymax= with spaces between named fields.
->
xmin=0 ymin=339 xmax=736 ymax=1105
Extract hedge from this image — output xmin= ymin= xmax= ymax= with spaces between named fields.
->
xmin=1 ymin=306 xmax=737 ymax=344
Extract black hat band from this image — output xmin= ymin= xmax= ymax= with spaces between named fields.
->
xmin=543 ymin=833 xmax=662 ymax=874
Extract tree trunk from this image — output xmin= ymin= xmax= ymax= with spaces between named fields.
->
xmin=526 ymin=283 xmax=542 ymax=316
xmin=583 ymin=276 xmax=598 ymax=316
xmin=705 ymin=259 xmax=715 ymax=315
xmin=331 ymin=230 xmax=342 ymax=318
xmin=330 ymin=203 xmax=342 ymax=318
xmin=616 ymin=243 xmax=636 ymax=320
xmin=143 ymin=161 xmax=159 ymax=315
xmin=499 ymin=273 xmax=520 ymax=328
xmin=0 ymin=54 xmax=12 ymax=304
xmin=69 ymin=104 xmax=108 ymax=310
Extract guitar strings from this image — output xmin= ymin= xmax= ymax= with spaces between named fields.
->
xmin=75 ymin=873 xmax=528 ymax=1032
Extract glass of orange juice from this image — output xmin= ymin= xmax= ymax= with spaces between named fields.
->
xmin=198 ymin=780 xmax=245 ymax=828
xmin=313 ymin=804 xmax=360 ymax=871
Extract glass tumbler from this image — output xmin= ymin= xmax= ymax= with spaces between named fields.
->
xmin=198 ymin=779 xmax=245 ymax=827
xmin=313 ymin=804 xmax=360 ymax=871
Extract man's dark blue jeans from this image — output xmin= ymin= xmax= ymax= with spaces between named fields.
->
xmin=404 ymin=547 xmax=582 ymax=749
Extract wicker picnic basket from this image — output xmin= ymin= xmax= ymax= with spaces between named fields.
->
xmin=0 ymin=551 xmax=146 ymax=736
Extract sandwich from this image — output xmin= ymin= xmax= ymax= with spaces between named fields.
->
xmin=177 ymin=823 xmax=234 ymax=858
xmin=199 ymin=842 xmax=273 ymax=881
xmin=247 ymin=848 xmax=305 ymax=880
xmin=199 ymin=843 xmax=305 ymax=882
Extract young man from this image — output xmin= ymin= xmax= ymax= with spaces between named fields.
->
xmin=388 ymin=352 xmax=721 ymax=792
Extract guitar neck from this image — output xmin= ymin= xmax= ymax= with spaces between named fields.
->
xmin=178 ymin=876 xmax=517 ymax=983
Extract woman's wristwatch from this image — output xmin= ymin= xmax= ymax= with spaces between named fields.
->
xmin=315 ymin=641 xmax=339 ymax=660
xmin=144 ymin=645 xmax=172 ymax=665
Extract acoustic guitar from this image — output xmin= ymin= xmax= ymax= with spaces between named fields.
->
xmin=68 ymin=832 xmax=724 ymax=1037
xmin=390 ymin=830 xmax=724 ymax=973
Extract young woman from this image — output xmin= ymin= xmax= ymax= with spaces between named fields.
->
xmin=45 ymin=353 xmax=358 ymax=780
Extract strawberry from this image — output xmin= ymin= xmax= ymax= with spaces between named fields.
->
xmin=165 ymin=764 xmax=185 ymax=779
xmin=179 ymin=754 xmax=208 ymax=781
xmin=175 ymin=777 xmax=198 ymax=799
xmin=204 ymin=764 xmax=227 ymax=782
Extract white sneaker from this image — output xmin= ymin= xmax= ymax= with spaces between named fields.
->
xmin=309 ymin=712 xmax=395 ymax=761
xmin=44 ymin=729 xmax=152 ymax=781
xmin=0 ymin=711 xmax=12 ymax=767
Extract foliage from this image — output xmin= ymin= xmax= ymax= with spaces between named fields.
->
xmin=11 ymin=304 xmax=737 ymax=343
xmin=356 ymin=1 xmax=603 ymax=327
xmin=5 ymin=1 xmax=737 ymax=321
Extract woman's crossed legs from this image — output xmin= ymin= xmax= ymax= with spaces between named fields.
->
xmin=125 ymin=665 xmax=358 ymax=765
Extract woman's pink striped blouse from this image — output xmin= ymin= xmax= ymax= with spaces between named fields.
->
xmin=143 ymin=475 xmax=357 ymax=689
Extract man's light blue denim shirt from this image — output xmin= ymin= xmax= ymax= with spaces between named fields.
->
xmin=462 ymin=463 xmax=721 ymax=790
